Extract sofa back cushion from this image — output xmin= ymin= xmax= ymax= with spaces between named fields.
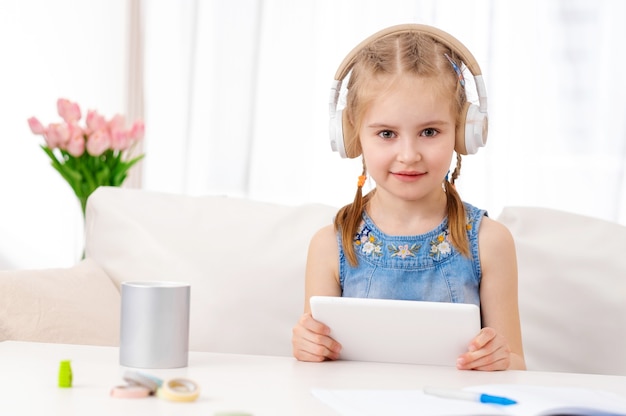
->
xmin=85 ymin=187 xmax=337 ymax=357
xmin=498 ymin=206 xmax=626 ymax=375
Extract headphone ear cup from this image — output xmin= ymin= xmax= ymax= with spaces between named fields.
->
xmin=329 ymin=108 xmax=361 ymax=159
xmin=455 ymin=103 xmax=488 ymax=155
xmin=455 ymin=102 xmax=470 ymax=155
xmin=465 ymin=104 xmax=488 ymax=155
xmin=341 ymin=109 xmax=361 ymax=159
xmin=329 ymin=109 xmax=348 ymax=158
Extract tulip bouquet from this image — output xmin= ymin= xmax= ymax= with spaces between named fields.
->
xmin=28 ymin=98 xmax=145 ymax=217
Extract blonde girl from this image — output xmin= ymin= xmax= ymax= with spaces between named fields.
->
xmin=292 ymin=25 xmax=525 ymax=371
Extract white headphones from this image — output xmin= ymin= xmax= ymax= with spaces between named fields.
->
xmin=329 ymin=24 xmax=488 ymax=158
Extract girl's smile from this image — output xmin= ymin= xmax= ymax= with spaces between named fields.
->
xmin=390 ymin=170 xmax=427 ymax=182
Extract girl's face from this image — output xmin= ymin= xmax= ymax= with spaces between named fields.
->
xmin=359 ymin=74 xmax=456 ymax=204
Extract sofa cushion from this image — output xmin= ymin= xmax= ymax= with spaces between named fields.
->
xmin=498 ymin=206 xmax=626 ymax=375
xmin=0 ymin=258 xmax=119 ymax=346
xmin=84 ymin=187 xmax=338 ymax=356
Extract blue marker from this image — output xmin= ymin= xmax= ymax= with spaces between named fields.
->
xmin=424 ymin=387 xmax=517 ymax=406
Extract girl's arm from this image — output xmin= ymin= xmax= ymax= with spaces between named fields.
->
xmin=292 ymin=225 xmax=343 ymax=361
xmin=457 ymin=216 xmax=527 ymax=371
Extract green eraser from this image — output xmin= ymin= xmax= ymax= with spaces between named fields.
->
xmin=58 ymin=360 xmax=73 ymax=388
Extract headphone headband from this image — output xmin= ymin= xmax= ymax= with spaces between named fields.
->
xmin=334 ymin=24 xmax=482 ymax=82
xmin=329 ymin=23 xmax=489 ymax=158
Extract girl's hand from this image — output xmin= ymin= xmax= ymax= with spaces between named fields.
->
xmin=292 ymin=313 xmax=342 ymax=362
xmin=456 ymin=327 xmax=512 ymax=371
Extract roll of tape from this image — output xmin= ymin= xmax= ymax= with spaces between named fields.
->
xmin=157 ymin=378 xmax=200 ymax=402
xmin=123 ymin=371 xmax=162 ymax=394
xmin=110 ymin=385 xmax=151 ymax=399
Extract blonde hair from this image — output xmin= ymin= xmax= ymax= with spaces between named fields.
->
xmin=334 ymin=31 xmax=470 ymax=267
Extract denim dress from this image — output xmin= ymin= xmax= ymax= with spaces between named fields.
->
xmin=338 ymin=203 xmax=486 ymax=306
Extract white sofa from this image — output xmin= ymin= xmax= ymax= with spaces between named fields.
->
xmin=1 ymin=187 xmax=625 ymax=375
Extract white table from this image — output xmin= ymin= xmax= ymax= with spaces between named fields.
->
xmin=2 ymin=341 xmax=626 ymax=415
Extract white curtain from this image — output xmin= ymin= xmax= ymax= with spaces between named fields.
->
xmin=2 ymin=0 xmax=625 ymax=270
xmin=141 ymin=0 xmax=495 ymax=206
xmin=142 ymin=0 xmax=626 ymax=220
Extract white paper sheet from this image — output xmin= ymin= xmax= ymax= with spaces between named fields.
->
xmin=311 ymin=385 xmax=626 ymax=416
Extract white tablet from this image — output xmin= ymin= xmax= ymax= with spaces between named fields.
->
xmin=310 ymin=296 xmax=481 ymax=366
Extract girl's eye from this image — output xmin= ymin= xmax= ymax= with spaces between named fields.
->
xmin=421 ymin=128 xmax=438 ymax=137
xmin=378 ymin=130 xmax=396 ymax=139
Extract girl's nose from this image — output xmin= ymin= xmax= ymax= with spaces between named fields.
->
xmin=397 ymin=137 xmax=422 ymax=163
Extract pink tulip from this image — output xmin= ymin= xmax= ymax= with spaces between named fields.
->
xmin=43 ymin=125 xmax=60 ymax=148
xmin=86 ymin=130 xmax=111 ymax=156
xmin=68 ymin=122 xmax=84 ymax=142
xmin=27 ymin=117 xmax=46 ymax=135
xmin=66 ymin=134 xmax=85 ymax=157
xmin=46 ymin=123 xmax=71 ymax=149
xmin=85 ymin=110 xmax=107 ymax=134
xmin=110 ymin=129 xmax=130 ymax=151
xmin=129 ymin=120 xmax=145 ymax=141
xmin=108 ymin=114 xmax=126 ymax=132
xmin=109 ymin=114 xmax=129 ymax=150
xmin=57 ymin=98 xmax=82 ymax=123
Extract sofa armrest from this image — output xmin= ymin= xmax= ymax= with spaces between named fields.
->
xmin=0 ymin=258 xmax=120 ymax=346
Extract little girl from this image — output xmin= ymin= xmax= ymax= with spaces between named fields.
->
xmin=292 ymin=24 xmax=526 ymax=371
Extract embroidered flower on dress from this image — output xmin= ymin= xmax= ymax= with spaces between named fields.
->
xmin=429 ymin=232 xmax=452 ymax=260
xmin=354 ymin=225 xmax=383 ymax=257
xmin=388 ymin=243 xmax=421 ymax=259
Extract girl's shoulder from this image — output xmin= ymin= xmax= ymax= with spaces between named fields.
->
xmin=461 ymin=202 xmax=514 ymax=248
xmin=477 ymin=215 xmax=516 ymax=255
xmin=309 ymin=224 xmax=339 ymax=254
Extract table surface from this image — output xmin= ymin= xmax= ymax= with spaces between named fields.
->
xmin=2 ymin=341 xmax=626 ymax=415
